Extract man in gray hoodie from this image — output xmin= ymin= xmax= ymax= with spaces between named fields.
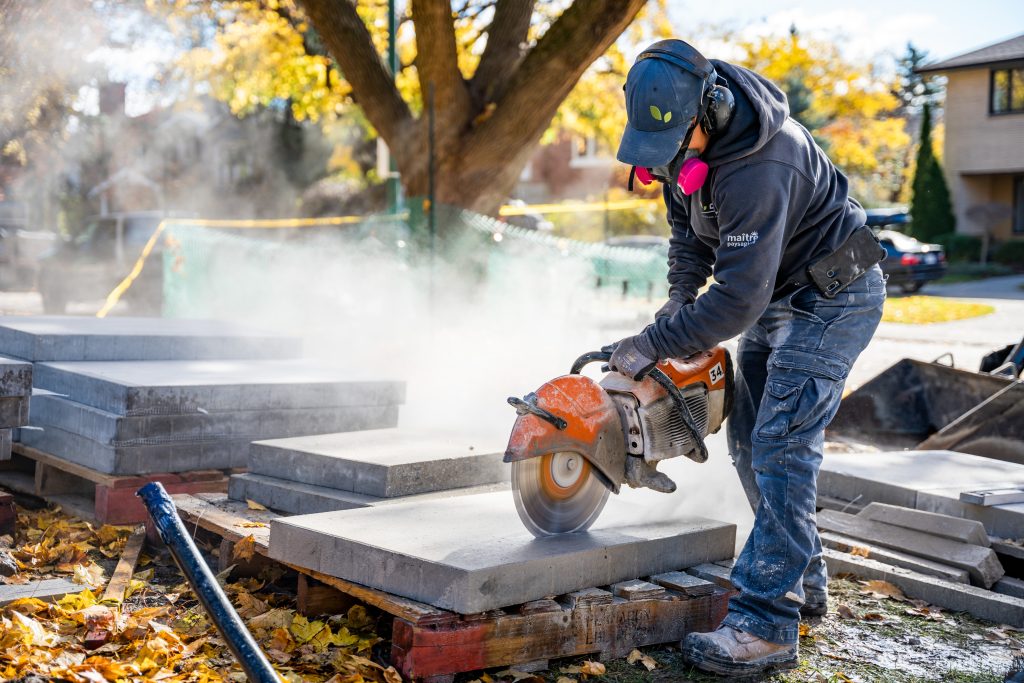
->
xmin=607 ymin=40 xmax=886 ymax=677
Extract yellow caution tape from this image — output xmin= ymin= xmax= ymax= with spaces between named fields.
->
xmin=95 ymin=199 xmax=661 ymax=317
xmin=498 ymin=198 xmax=658 ymax=216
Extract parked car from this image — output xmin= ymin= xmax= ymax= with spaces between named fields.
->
xmin=37 ymin=212 xmax=167 ymax=314
xmin=875 ymin=229 xmax=947 ymax=293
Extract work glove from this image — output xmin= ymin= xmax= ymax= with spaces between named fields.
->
xmin=655 ymin=297 xmax=683 ymax=319
xmin=602 ymin=333 xmax=659 ymax=381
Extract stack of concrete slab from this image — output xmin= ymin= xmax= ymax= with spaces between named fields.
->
xmin=0 ymin=317 xmax=404 ymax=476
xmin=20 ymin=360 xmax=403 ymax=475
xmin=815 ymin=458 xmax=1024 ymax=626
xmin=268 ymin=490 xmax=736 ymax=613
xmin=0 ymin=316 xmax=301 ymax=362
xmin=229 ymin=428 xmax=509 ymax=514
xmin=818 ymin=449 xmax=1024 ymax=539
xmin=0 ymin=357 xmax=31 ymax=459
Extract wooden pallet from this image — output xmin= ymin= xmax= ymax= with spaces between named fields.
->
xmin=172 ymin=493 xmax=732 ymax=681
xmin=0 ymin=444 xmax=233 ymax=524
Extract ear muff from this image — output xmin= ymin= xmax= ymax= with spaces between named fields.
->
xmin=701 ymin=82 xmax=735 ymax=135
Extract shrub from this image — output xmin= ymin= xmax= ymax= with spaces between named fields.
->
xmin=934 ymin=232 xmax=982 ymax=263
xmin=992 ymin=240 xmax=1024 ymax=269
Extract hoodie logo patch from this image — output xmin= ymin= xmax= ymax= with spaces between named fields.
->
xmin=726 ymin=232 xmax=759 ymax=248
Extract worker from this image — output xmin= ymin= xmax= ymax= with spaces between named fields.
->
xmin=605 ymin=39 xmax=887 ymax=677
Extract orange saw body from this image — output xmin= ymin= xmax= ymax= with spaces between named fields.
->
xmin=505 ymin=347 xmax=733 ymax=536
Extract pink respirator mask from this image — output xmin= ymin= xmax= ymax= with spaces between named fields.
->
xmin=634 ymin=156 xmax=708 ymax=195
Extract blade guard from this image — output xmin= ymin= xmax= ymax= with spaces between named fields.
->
xmin=505 ymin=374 xmax=625 ymax=494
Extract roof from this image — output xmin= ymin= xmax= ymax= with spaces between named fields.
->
xmin=917 ymin=33 xmax=1024 ymax=73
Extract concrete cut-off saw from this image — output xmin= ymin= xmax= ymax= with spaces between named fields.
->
xmin=505 ymin=347 xmax=733 ymax=536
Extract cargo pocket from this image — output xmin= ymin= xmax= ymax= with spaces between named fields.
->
xmin=755 ymin=348 xmax=851 ymax=442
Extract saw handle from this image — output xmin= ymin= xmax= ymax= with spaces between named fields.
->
xmin=569 ymin=351 xmax=709 ymax=463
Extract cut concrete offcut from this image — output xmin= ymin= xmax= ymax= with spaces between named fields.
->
xmin=248 ymin=429 xmax=508 ymax=498
xmin=269 ymin=491 xmax=735 ymax=614
xmin=0 ymin=316 xmax=301 ymax=361
xmin=32 ymin=360 xmax=405 ymax=415
xmin=858 ymin=502 xmax=990 ymax=547
xmin=817 ymin=509 xmax=1003 ymax=587
xmin=818 ymin=450 xmax=1024 ymax=539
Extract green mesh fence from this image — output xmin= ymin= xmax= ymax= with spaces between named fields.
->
xmin=161 ymin=208 xmax=668 ymax=318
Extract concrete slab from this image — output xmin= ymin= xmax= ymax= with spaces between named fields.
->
xmin=268 ymin=491 xmax=735 ymax=614
xmin=20 ymin=423 xmax=252 ymax=474
xmin=0 ymin=429 xmax=9 ymax=460
xmin=228 ymin=471 xmax=509 ymax=515
xmin=0 ymin=316 xmax=301 ymax=361
xmin=29 ymin=392 xmax=398 ymax=445
xmin=818 ymin=450 xmax=1024 ymax=511
xmin=650 ymin=571 xmax=715 ymax=596
xmin=249 ymin=429 xmax=507 ymax=497
xmin=817 ymin=510 xmax=1003 ymax=588
xmin=858 ymin=503 xmax=990 ymax=547
xmin=916 ymin=488 xmax=1024 ymax=542
xmin=32 ymin=360 xmax=405 ymax=415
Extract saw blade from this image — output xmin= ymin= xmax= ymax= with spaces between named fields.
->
xmin=511 ymin=452 xmax=610 ymax=537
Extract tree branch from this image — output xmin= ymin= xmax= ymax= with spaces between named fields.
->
xmin=463 ymin=0 xmax=644 ymax=161
xmin=410 ymin=0 xmax=472 ymax=133
xmin=470 ymin=0 xmax=535 ymax=104
xmin=298 ymin=0 xmax=413 ymax=146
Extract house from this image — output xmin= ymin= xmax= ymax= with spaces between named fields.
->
xmin=918 ymin=33 xmax=1024 ymax=241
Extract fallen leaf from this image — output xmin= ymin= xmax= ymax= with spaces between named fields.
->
xmin=627 ymin=648 xmax=658 ymax=671
xmin=233 ymin=535 xmax=256 ymax=562
xmin=837 ymin=604 xmax=857 ymax=619
xmin=382 ymin=667 xmax=402 ymax=683
xmin=849 ymin=545 xmax=871 ymax=558
xmin=495 ymin=669 xmax=543 ymax=682
xmin=799 ymin=622 xmax=813 ymax=637
xmin=240 ymin=521 xmax=268 ymax=528
xmin=859 ymin=579 xmax=905 ymax=601
xmin=556 ymin=678 xmax=577 ymax=683
xmin=580 ymin=660 xmax=606 ymax=675
xmin=861 ymin=612 xmax=887 ymax=622
xmin=246 ymin=499 xmax=267 ymax=511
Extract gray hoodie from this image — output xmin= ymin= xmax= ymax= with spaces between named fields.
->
xmin=641 ymin=60 xmax=866 ymax=360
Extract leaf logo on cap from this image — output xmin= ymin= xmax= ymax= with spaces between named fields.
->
xmin=650 ymin=105 xmax=672 ymax=122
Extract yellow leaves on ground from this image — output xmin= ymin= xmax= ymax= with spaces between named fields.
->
xmin=233 ymin=534 xmax=257 ymax=561
xmin=626 ymin=648 xmax=657 ymax=671
xmin=882 ymin=296 xmax=995 ymax=324
xmin=859 ymin=579 xmax=906 ymax=601
xmin=1 ymin=505 xmax=392 ymax=683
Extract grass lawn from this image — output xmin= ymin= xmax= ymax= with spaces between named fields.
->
xmin=882 ymin=296 xmax=995 ymax=324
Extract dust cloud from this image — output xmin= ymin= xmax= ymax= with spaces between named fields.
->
xmin=164 ymin=220 xmax=754 ymax=542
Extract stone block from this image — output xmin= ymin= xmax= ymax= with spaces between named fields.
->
xmin=685 ymin=563 xmax=733 ymax=590
xmin=819 ymin=531 xmax=969 ymax=584
xmin=0 ymin=429 xmax=9 ymax=460
xmin=611 ymin=579 xmax=665 ymax=601
xmin=817 ymin=510 xmax=1003 ymax=588
xmin=0 ymin=316 xmax=301 ymax=361
xmin=268 ymin=491 xmax=736 ymax=614
xmin=858 ymin=502 xmax=990 ymax=547
xmin=32 ymin=359 xmax=405 ymax=415
xmin=650 ymin=571 xmax=715 ymax=597
xmin=914 ymin=488 xmax=1024 ymax=544
xmin=823 ymin=548 xmax=1024 ymax=627
xmin=29 ymin=392 xmax=398 ymax=447
xmin=249 ymin=429 xmax=507 ymax=497
xmin=0 ymin=356 xmax=32 ymax=397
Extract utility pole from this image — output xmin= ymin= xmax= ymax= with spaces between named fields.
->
xmin=386 ymin=0 xmax=403 ymax=214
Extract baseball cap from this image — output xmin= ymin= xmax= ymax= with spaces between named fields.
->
xmin=616 ymin=50 xmax=707 ymax=168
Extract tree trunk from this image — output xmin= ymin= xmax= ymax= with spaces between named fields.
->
xmin=300 ymin=0 xmax=645 ymax=218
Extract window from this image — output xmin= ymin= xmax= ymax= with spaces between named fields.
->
xmin=1014 ymin=176 xmax=1024 ymax=234
xmin=991 ymin=68 xmax=1024 ymax=114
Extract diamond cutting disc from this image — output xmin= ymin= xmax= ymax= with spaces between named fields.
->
xmin=511 ymin=452 xmax=611 ymax=537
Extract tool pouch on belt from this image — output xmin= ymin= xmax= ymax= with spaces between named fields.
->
xmin=806 ymin=226 xmax=887 ymax=299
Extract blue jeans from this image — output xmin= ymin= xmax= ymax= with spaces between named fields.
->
xmin=723 ymin=264 xmax=885 ymax=645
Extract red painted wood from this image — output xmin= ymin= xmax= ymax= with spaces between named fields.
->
xmin=95 ymin=476 xmax=229 ymax=524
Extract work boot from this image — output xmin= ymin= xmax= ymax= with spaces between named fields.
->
xmin=624 ymin=455 xmax=676 ymax=493
xmin=801 ymin=589 xmax=828 ymax=617
xmin=683 ymin=624 xmax=798 ymax=677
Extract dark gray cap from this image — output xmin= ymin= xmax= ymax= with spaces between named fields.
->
xmin=616 ymin=44 xmax=710 ymax=168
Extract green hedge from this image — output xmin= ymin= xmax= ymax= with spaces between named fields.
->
xmin=992 ymin=240 xmax=1024 ymax=269
xmin=934 ymin=232 xmax=982 ymax=263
